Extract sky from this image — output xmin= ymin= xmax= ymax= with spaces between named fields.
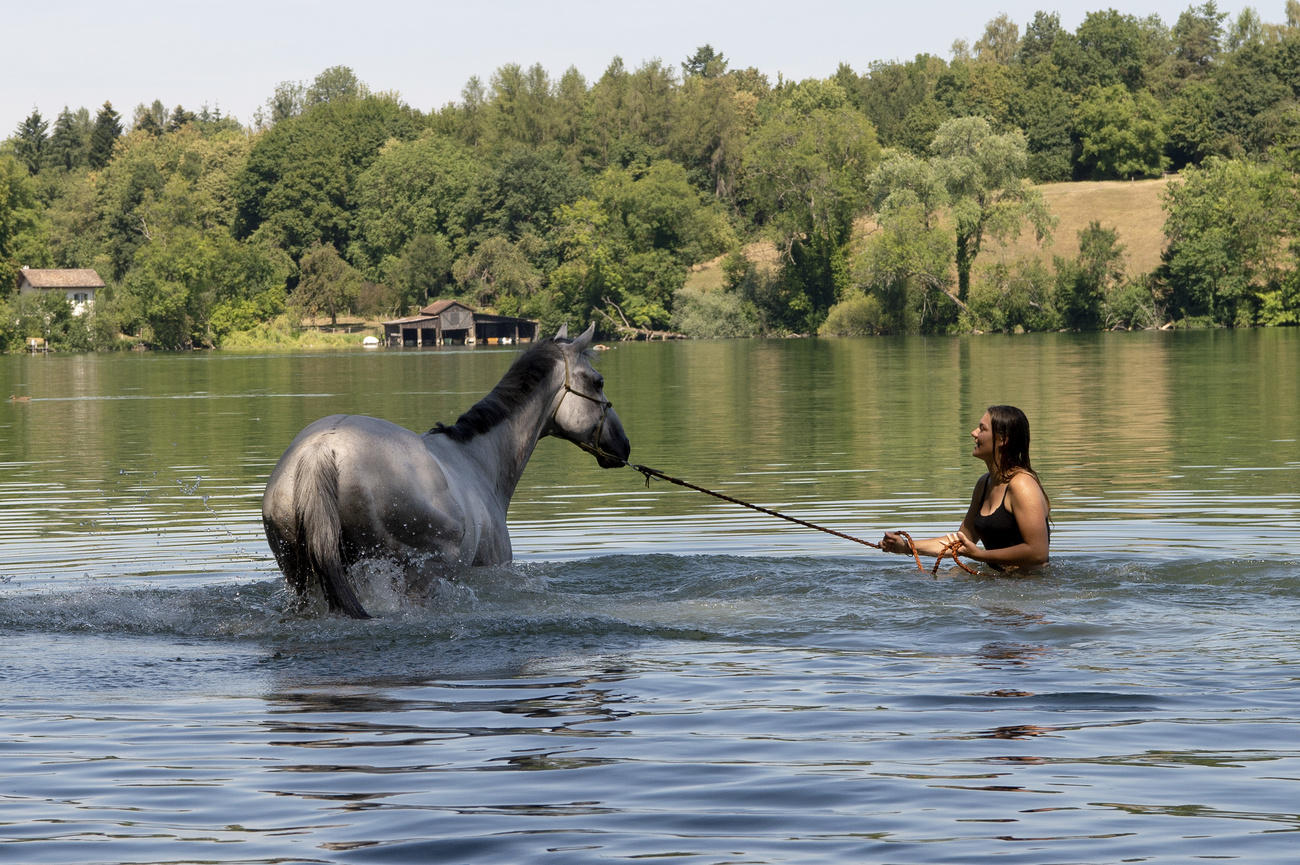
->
xmin=5 ymin=0 xmax=1255 ymax=133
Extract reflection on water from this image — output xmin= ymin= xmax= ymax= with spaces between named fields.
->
xmin=2 ymin=331 xmax=1299 ymax=864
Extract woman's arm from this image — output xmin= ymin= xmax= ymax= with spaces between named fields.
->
xmin=880 ymin=476 xmax=986 ymax=557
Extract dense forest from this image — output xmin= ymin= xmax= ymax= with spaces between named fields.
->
xmin=3 ymin=2 xmax=1300 ymax=351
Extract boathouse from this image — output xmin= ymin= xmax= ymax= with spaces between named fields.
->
xmin=382 ymin=300 xmax=538 ymax=347
xmin=17 ymin=267 xmax=104 ymax=315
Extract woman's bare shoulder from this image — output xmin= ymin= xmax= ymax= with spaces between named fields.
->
xmin=1007 ymin=471 xmax=1047 ymax=504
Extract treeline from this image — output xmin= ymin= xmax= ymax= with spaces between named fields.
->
xmin=3 ymin=2 xmax=1300 ymax=351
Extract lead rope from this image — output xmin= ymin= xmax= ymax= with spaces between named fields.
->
xmin=573 ymin=440 xmax=977 ymax=576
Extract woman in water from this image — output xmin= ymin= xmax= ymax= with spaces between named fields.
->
xmin=881 ymin=405 xmax=1050 ymax=570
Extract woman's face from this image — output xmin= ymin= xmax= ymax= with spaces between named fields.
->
xmin=971 ymin=412 xmax=996 ymax=461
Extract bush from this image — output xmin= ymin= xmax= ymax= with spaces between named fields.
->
xmin=1105 ymin=280 xmax=1161 ymax=330
xmin=968 ymin=259 xmax=1059 ymax=332
xmin=671 ymin=285 xmax=761 ymax=338
xmin=818 ymin=293 xmax=884 ymax=336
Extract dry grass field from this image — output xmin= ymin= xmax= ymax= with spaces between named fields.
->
xmin=988 ymin=176 xmax=1175 ymax=279
xmin=685 ymin=176 xmax=1176 ymax=294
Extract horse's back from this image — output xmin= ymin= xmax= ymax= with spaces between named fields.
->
xmin=263 ymin=414 xmax=507 ymax=572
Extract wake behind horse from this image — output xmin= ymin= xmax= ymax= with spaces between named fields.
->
xmin=262 ymin=323 xmax=630 ymax=618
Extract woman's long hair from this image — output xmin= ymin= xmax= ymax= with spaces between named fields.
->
xmin=988 ymin=404 xmax=1050 ymax=512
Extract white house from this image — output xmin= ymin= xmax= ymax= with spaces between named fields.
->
xmin=17 ymin=267 xmax=105 ymax=316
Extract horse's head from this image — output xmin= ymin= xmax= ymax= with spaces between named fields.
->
xmin=548 ymin=323 xmax=630 ymax=468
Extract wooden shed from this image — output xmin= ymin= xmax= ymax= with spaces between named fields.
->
xmin=383 ymin=300 xmax=538 ymax=347
xmin=17 ymin=267 xmax=104 ymax=315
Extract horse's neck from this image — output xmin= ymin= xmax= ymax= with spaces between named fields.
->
xmin=459 ymin=374 xmax=561 ymax=503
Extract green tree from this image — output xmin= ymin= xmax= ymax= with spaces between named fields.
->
xmin=235 ymin=93 xmax=423 ymax=260
xmin=452 ymin=234 xmax=542 ymax=310
xmin=926 ymin=116 xmax=1054 ymax=302
xmin=548 ymin=196 xmax=625 ymax=326
xmin=1170 ymin=1 xmax=1227 ymax=80
xmin=488 ymin=63 xmax=559 ymax=148
xmin=0 ymin=155 xmax=46 ymax=291
xmin=292 ymin=241 xmax=362 ymax=325
xmin=1226 ymin=7 xmax=1264 ymax=50
xmin=682 ymin=44 xmax=728 ymax=79
xmin=305 ymin=65 xmax=366 ymax=106
xmin=262 ymin=80 xmax=306 ymax=126
xmin=974 ymin=13 xmax=1020 ymax=65
xmin=1160 ymin=156 xmax=1288 ymax=325
xmin=487 ymin=144 xmax=589 ymax=239
xmin=1016 ymin=81 xmax=1075 ymax=181
xmin=855 ymin=55 xmax=948 ymax=152
xmin=579 ymin=57 xmax=676 ymax=169
xmin=861 ymin=154 xmax=957 ymax=333
xmin=88 ymin=101 xmax=123 ymax=169
xmin=1070 ymin=8 xmax=1157 ymax=91
xmin=384 ymin=232 xmax=453 ymax=313
xmin=13 ymin=110 xmax=49 ymax=175
xmin=1054 ymin=221 xmax=1126 ymax=329
xmin=167 ymin=105 xmax=198 ymax=132
xmin=546 ymin=160 xmax=736 ymax=329
xmin=352 ymin=130 xmax=491 ymax=270
xmin=741 ymin=79 xmax=881 ymax=330
xmin=132 ymin=100 xmax=169 ymax=136
xmin=968 ymin=258 xmax=1060 ymax=332
xmin=1017 ymin=10 xmax=1064 ymax=67
xmin=1074 ymin=84 xmax=1169 ymax=178
xmin=47 ymin=107 xmax=91 ymax=171
xmin=671 ymin=65 xmax=760 ymax=201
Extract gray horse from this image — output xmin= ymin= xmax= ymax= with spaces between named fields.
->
xmin=262 ymin=323 xmax=630 ymax=618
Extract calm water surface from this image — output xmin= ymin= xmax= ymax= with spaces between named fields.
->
xmin=2 ymin=330 xmax=1298 ymax=864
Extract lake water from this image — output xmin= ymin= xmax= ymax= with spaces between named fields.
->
xmin=2 ymin=330 xmax=1298 ymax=864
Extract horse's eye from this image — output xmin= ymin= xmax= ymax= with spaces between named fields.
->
xmin=593 ymin=374 xmax=605 ymax=390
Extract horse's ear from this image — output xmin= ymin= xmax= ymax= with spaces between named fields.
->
xmin=571 ymin=322 xmax=596 ymax=352
xmin=554 ymin=324 xmax=568 ymax=340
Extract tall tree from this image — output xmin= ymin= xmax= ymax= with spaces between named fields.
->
xmin=0 ymin=155 xmax=45 ymax=291
xmin=928 ymin=116 xmax=1053 ymax=302
xmin=1161 ymin=156 xmax=1288 ymax=326
xmin=975 ymin=13 xmax=1020 ymax=64
xmin=742 ymin=79 xmax=881 ymax=330
xmin=88 ymin=101 xmax=123 ymax=168
xmin=1171 ymin=1 xmax=1227 ymax=78
xmin=305 ymin=65 xmax=366 ymax=106
xmin=132 ymin=100 xmax=169 ymax=136
xmin=292 ymin=241 xmax=362 ymax=325
xmin=683 ymin=44 xmax=728 ymax=78
xmin=1075 ymin=84 xmax=1169 ymax=178
xmin=47 ymin=107 xmax=90 ymax=171
xmin=235 ymin=94 xmax=422 ymax=260
xmin=352 ymin=129 xmax=492 ymax=270
xmin=12 ymin=110 xmax=49 ymax=175
xmin=862 ymin=152 xmax=957 ymax=332
xmin=1054 ymin=221 xmax=1126 ymax=329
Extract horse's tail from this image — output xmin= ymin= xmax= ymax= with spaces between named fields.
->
xmin=293 ymin=443 xmax=370 ymax=619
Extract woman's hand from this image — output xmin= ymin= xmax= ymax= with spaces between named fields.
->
xmin=880 ymin=531 xmax=911 ymax=554
xmin=942 ymin=531 xmax=982 ymax=561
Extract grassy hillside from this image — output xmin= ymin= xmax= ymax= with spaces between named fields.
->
xmin=989 ymin=176 xmax=1175 ymax=279
xmin=686 ymin=177 xmax=1175 ymax=294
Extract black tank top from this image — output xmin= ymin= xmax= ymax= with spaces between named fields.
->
xmin=971 ymin=475 xmax=1024 ymax=550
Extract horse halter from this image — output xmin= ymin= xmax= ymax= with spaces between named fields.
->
xmin=550 ymin=352 xmax=614 ymax=452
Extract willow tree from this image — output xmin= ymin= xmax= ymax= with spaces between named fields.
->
xmin=928 ymin=116 xmax=1054 ymax=303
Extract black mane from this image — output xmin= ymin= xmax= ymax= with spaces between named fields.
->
xmin=428 ymin=339 xmax=565 ymax=442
